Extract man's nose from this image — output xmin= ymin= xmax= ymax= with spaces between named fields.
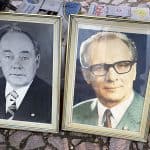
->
xmin=105 ymin=67 xmax=118 ymax=81
xmin=12 ymin=57 xmax=23 ymax=69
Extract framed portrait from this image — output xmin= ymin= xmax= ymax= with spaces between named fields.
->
xmin=0 ymin=13 xmax=61 ymax=133
xmin=62 ymin=15 xmax=150 ymax=142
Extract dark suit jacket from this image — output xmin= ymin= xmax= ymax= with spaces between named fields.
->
xmin=0 ymin=76 xmax=52 ymax=123
xmin=73 ymin=92 xmax=144 ymax=131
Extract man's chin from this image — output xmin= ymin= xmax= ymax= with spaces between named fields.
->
xmin=7 ymin=78 xmax=28 ymax=87
xmin=9 ymin=79 xmax=25 ymax=84
xmin=101 ymin=93 xmax=124 ymax=102
xmin=103 ymin=87 xmax=122 ymax=93
xmin=8 ymin=82 xmax=29 ymax=89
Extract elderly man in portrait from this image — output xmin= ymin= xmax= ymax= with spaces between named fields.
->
xmin=73 ymin=32 xmax=144 ymax=131
xmin=0 ymin=26 xmax=52 ymax=123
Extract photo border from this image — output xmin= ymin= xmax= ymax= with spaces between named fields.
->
xmin=62 ymin=14 xmax=150 ymax=142
xmin=0 ymin=12 xmax=61 ymax=133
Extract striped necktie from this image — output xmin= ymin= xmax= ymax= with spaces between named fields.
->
xmin=103 ymin=109 xmax=112 ymax=128
xmin=5 ymin=90 xmax=18 ymax=119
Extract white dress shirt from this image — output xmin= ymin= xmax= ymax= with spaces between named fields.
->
xmin=5 ymin=82 xmax=32 ymax=113
xmin=97 ymin=91 xmax=134 ymax=128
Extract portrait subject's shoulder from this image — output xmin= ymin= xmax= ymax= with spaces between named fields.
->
xmin=73 ymin=98 xmax=97 ymax=111
xmin=127 ymin=91 xmax=144 ymax=123
xmin=29 ymin=76 xmax=52 ymax=123
xmin=0 ymin=77 xmax=6 ymax=86
xmin=34 ymin=76 xmax=51 ymax=88
xmin=134 ymin=92 xmax=144 ymax=108
xmin=0 ymin=77 xmax=6 ymax=91
xmin=30 ymin=76 xmax=52 ymax=103
xmin=32 ymin=76 xmax=52 ymax=94
xmin=72 ymin=98 xmax=98 ymax=125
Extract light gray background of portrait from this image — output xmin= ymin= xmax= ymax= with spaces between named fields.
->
xmin=74 ymin=28 xmax=149 ymax=104
xmin=0 ymin=20 xmax=53 ymax=85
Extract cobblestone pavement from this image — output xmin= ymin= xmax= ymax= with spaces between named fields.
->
xmin=0 ymin=129 xmax=148 ymax=149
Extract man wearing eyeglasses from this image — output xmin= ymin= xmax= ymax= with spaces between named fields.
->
xmin=73 ymin=32 xmax=144 ymax=131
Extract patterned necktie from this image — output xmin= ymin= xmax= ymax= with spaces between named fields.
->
xmin=5 ymin=90 xmax=18 ymax=119
xmin=103 ymin=109 xmax=112 ymax=128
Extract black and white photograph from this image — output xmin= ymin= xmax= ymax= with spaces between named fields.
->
xmin=62 ymin=15 xmax=150 ymax=142
xmin=0 ymin=13 xmax=61 ymax=133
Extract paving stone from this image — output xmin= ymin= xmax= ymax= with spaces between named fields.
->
xmin=75 ymin=142 xmax=86 ymax=150
xmin=23 ymin=135 xmax=45 ymax=150
xmin=72 ymin=139 xmax=82 ymax=146
xmin=148 ymin=135 xmax=150 ymax=148
xmin=102 ymin=145 xmax=109 ymax=150
xmin=44 ymin=145 xmax=54 ymax=150
xmin=48 ymin=136 xmax=66 ymax=150
xmin=100 ymin=137 xmax=109 ymax=144
xmin=62 ymin=138 xmax=69 ymax=150
xmin=0 ymin=144 xmax=7 ymax=150
xmin=0 ymin=134 xmax=5 ymax=143
xmin=137 ymin=142 xmax=144 ymax=150
xmin=9 ymin=131 xmax=31 ymax=149
xmin=109 ymin=138 xmax=131 ymax=150
xmin=75 ymin=142 xmax=99 ymax=150
xmin=93 ymin=143 xmax=101 ymax=150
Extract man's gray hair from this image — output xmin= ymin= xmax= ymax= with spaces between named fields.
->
xmin=80 ymin=31 xmax=137 ymax=67
xmin=0 ymin=24 xmax=40 ymax=56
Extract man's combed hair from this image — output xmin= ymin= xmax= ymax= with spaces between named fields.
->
xmin=80 ymin=31 xmax=138 ymax=67
xmin=0 ymin=24 xmax=40 ymax=56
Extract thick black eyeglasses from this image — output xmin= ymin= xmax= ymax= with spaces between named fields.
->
xmin=84 ymin=60 xmax=136 ymax=76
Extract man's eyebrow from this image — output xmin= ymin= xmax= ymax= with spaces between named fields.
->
xmin=2 ymin=50 xmax=12 ymax=53
xmin=2 ymin=50 xmax=30 ymax=54
xmin=20 ymin=51 xmax=30 ymax=54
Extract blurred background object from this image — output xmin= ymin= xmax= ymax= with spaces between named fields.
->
xmin=0 ymin=0 xmax=17 ymax=11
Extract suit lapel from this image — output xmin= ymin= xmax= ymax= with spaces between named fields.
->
xmin=13 ymin=77 xmax=39 ymax=120
xmin=116 ymin=92 xmax=144 ymax=131
xmin=91 ymin=104 xmax=98 ymax=125
xmin=87 ymin=99 xmax=98 ymax=125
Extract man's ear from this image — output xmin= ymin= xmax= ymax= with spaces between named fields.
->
xmin=0 ymin=58 xmax=1 ymax=67
xmin=0 ymin=49 xmax=2 ymax=67
xmin=36 ymin=54 xmax=40 ymax=68
xmin=133 ymin=63 xmax=137 ymax=81
xmin=81 ymin=69 xmax=92 ymax=84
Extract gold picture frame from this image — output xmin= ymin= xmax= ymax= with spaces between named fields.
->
xmin=0 ymin=12 xmax=61 ymax=133
xmin=62 ymin=14 xmax=150 ymax=142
